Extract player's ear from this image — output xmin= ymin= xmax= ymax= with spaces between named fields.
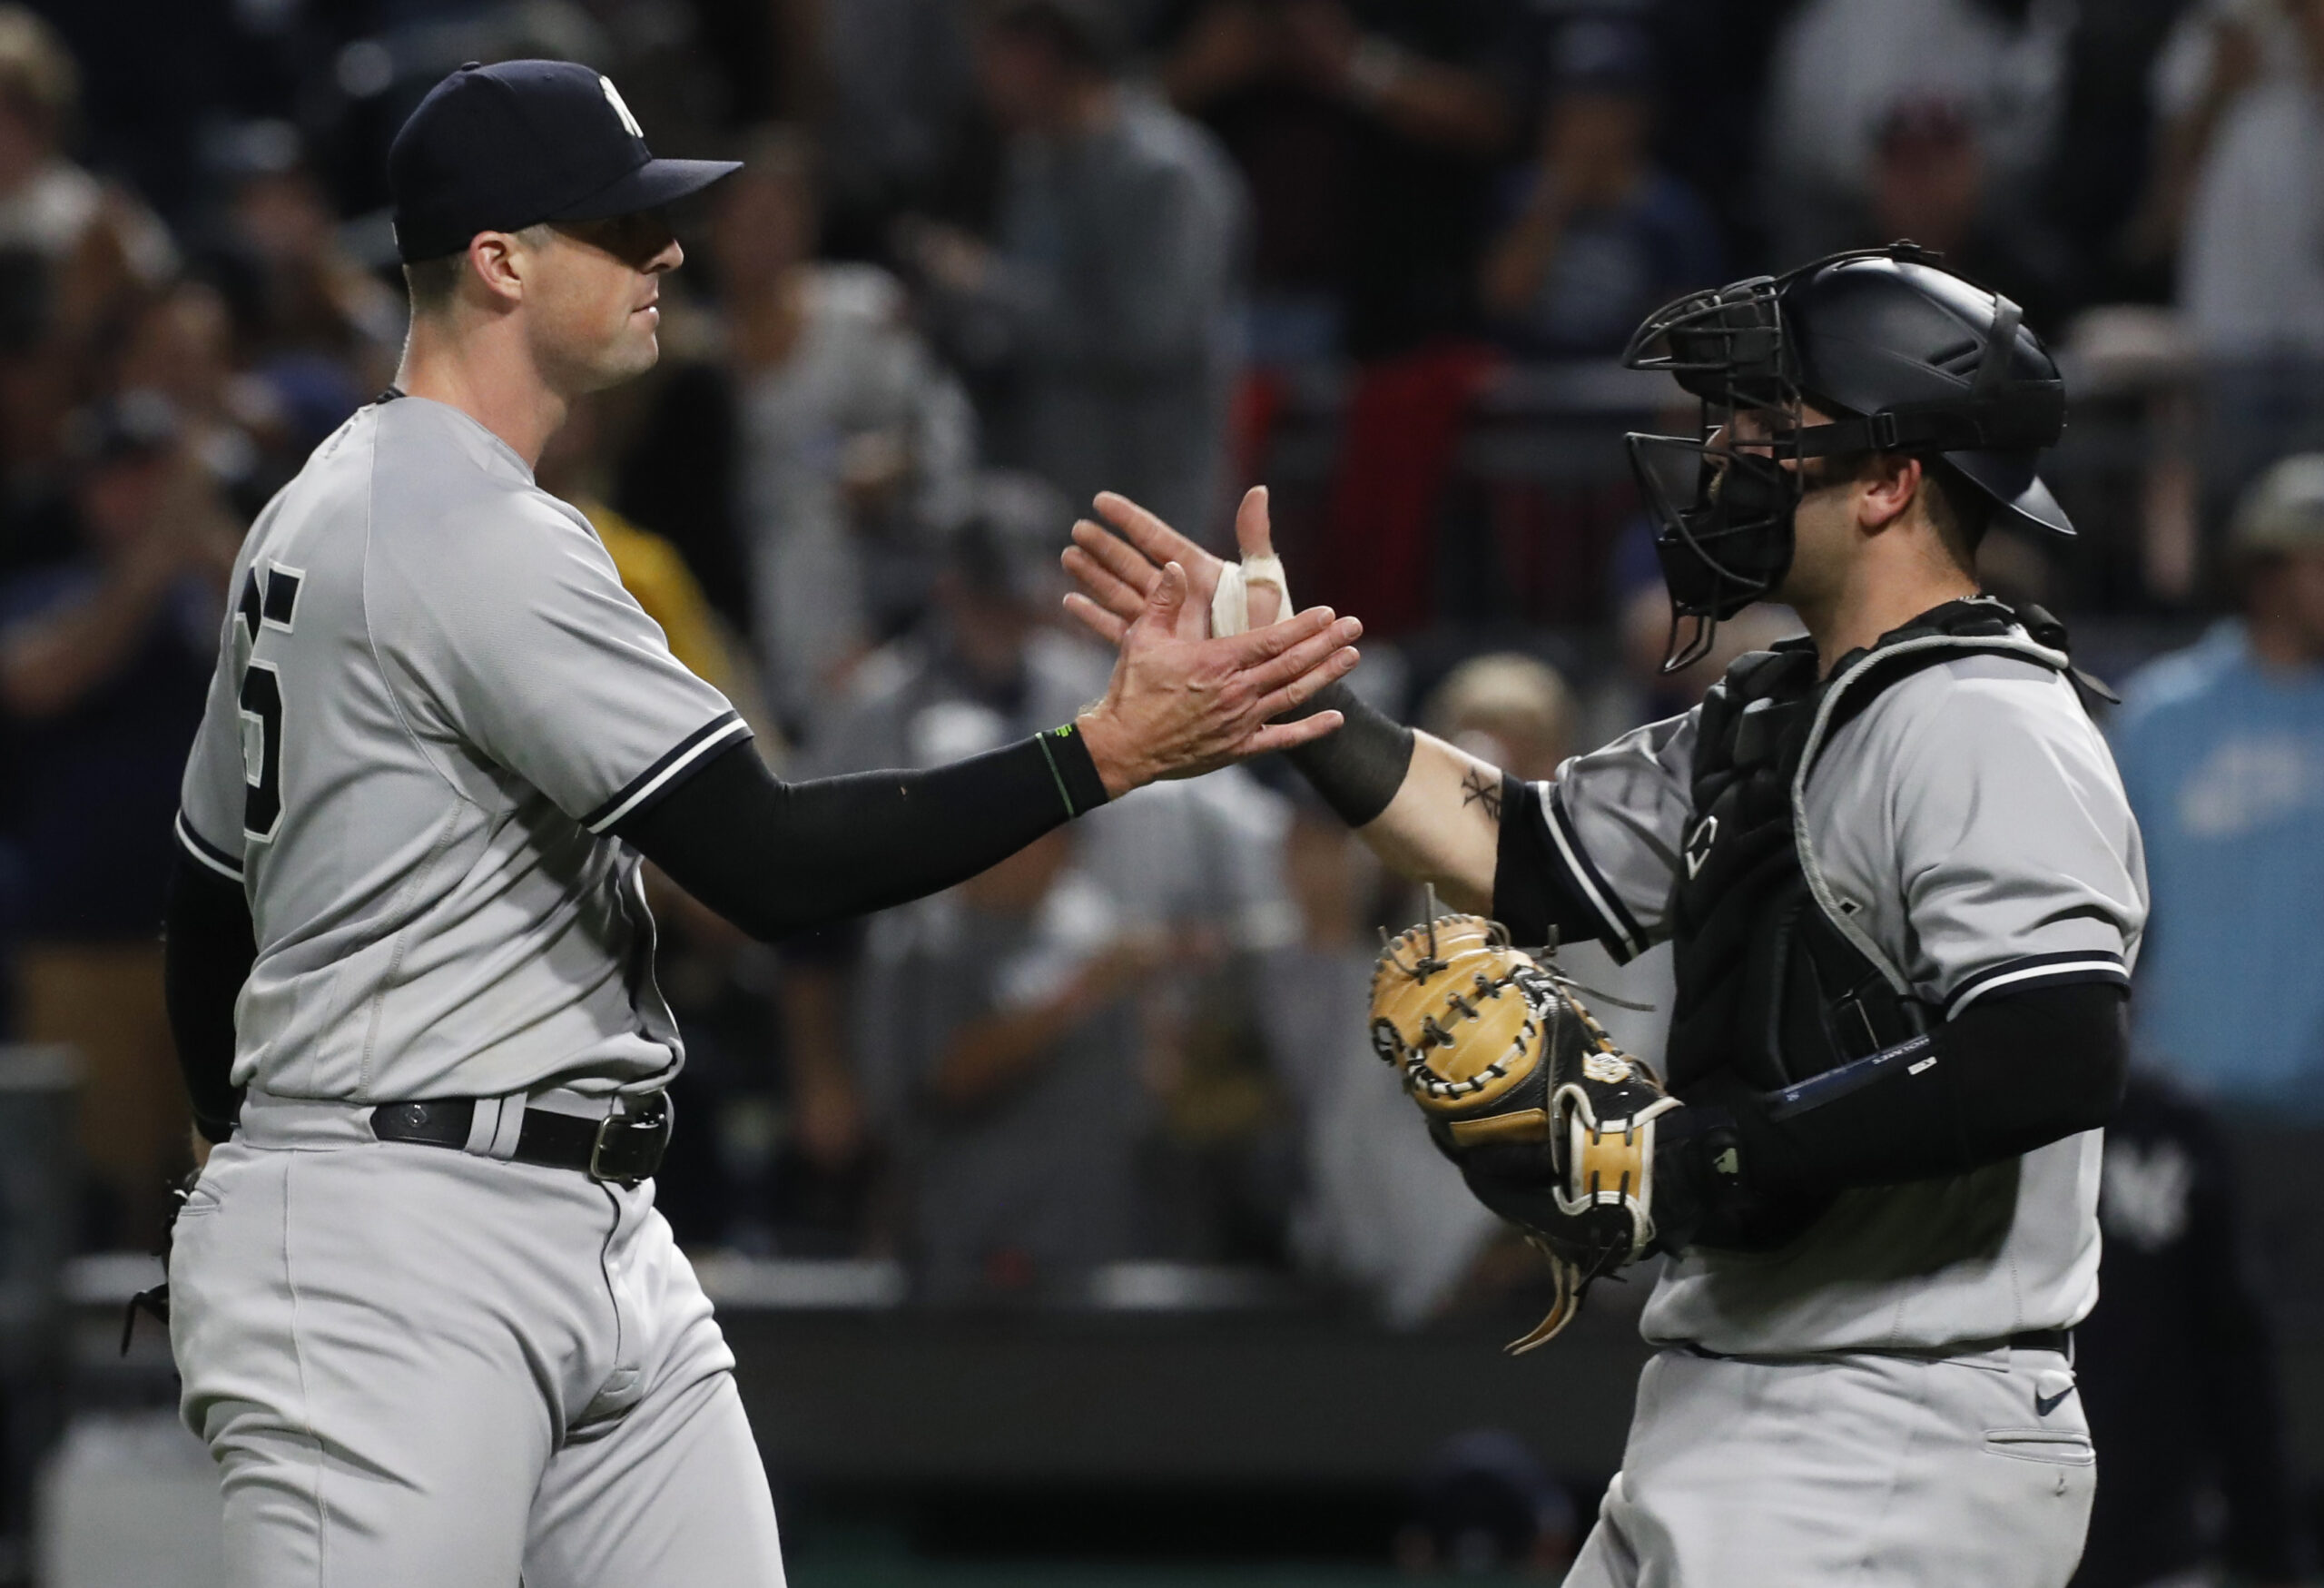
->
xmin=1857 ymin=453 xmax=1920 ymax=535
xmin=468 ymin=231 xmax=527 ymax=307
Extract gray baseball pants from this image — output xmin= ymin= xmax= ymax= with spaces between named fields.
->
xmin=1566 ymin=1342 xmax=2094 ymax=1588
xmin=168 ymin=1094 xmax=785 ymax=1587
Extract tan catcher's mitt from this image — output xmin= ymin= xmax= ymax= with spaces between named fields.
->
xmin=1371 ymin=912 xmax=1679 ymax=1353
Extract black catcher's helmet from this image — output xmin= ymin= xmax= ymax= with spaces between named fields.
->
xmin=1621 ymin=243 xmax=2069 ymax=669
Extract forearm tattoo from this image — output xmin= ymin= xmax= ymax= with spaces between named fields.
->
xmin=1461 ymin=768 xmax=1503 ymax=824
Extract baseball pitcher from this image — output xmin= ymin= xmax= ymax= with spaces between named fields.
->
xmin=161 ymin=60 xmax=1359 ymax=1587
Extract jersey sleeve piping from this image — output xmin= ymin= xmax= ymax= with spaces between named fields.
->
xmin=1944 ymin=949 xmax=2129 ymax=1021
xmin=582 ymin=710 xmax=752 ymax=833
xmin=175 ymin=811 xmax=244 ymax=881
xmin=1545 ymin=784 xmax=1647 ymax=962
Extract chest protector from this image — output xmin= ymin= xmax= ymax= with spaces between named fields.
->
xmin=1661 ymin=598 xmax=2093 ymax=1103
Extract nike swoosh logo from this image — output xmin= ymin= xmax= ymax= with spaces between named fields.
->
xmin=2034 ymin=1386 xmax=2076 ymax=1417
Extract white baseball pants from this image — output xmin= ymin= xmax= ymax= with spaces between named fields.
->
xmin=1565 ymin=1343 xmax=2094 ymax=1588
xmin=168 ymin=1097 xmax=785 ymax=1587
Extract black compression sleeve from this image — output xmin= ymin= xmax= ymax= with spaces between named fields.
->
xmin=1280 ymin=679 xmax=1413 ymax=826
xmin=1694 ymin=981 xmax=2128 ymax=1200
xmin=163 ymin=852 xmax=255 ymax=1142
xmin=617 ymin=727 xmax=1109 ymax=942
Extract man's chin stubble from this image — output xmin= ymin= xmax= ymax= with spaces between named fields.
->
xmin=577 ymin=335 xmax=660 ymax=392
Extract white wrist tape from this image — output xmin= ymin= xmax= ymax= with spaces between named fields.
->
xmin=1209 ymin=553 xmax=1291 ymax=637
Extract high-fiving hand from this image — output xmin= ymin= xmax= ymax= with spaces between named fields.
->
xmin=1066 ymin=486 xmax=1500 ymax=909
xmin=1063 ymin=487 xmax=1288 ymax=644
xmin=1071 ymin=494 xmax=1354 ymax=796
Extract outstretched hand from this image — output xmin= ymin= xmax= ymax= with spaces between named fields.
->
xmin=1063 ymin=487 xmax=1285 ymax=645
xmin=1076 ymin=557 xmax=1359 ymax=796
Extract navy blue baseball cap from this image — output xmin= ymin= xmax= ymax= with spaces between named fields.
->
xmin=389 ymin=60 xmax=739 ymax=263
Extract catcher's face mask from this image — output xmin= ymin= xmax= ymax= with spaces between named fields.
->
xmin=1622 ymin=243 xmax=2073 ymax=671
xmin=1622 ymin=275 xmax=1812 ymax=672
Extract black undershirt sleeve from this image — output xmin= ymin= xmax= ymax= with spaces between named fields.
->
xmin=616 ymin=728 xmax=1109 ymax=942
xmin=1682 ymin=981 xmax=2129 ymax=1205
xmin=163 ymin=852 xmax=256 ymax=1143
xmin=1491 ymin=772 xmax=1621 ymax=951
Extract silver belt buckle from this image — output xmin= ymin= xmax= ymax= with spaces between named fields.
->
xmin=587 ymin=1091 xmax=672 ymax=1186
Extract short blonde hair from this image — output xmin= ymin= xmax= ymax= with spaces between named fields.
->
xmin=401 ymin=222 xmax=554 ymax=315
xmin=0 ymin=6 xmax=75 ymax=137
xmin=2231 ymin=452 xmax=2324 ymax=559
xmin=1423 ymin=653 xmax=1577 ymax=766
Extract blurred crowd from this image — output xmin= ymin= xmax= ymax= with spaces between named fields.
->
xmin=4 ymin=1 xmax=2324 ymax=1572
xmin=5 ymin=0 xmax=2322 ymax=1282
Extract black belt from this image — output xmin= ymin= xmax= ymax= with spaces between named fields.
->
xmin=1681 ymin=1328 xmax=2073 ymax=1362
xmin=369 ymin=1092 xmax=672 ymax=1186
xmin=2004 ymin=1328 xmax=2073 ymax=1357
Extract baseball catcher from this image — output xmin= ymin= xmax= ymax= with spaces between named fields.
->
xmin=1066 ymin=243 xmax=2145 ymax=1588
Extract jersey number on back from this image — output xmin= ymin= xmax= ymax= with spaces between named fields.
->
xmin=237 ymin=563 xmax=303 ymax=842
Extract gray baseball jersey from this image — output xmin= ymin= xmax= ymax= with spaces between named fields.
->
xmin=1519 ymin=641 xmax=2148 ymax=1355
xmin=174 ymin=394 xmax=748 ymax=1104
